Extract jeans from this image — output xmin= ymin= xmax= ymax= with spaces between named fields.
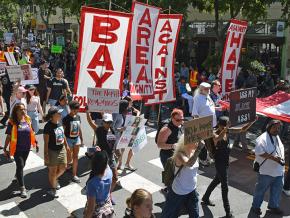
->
xmin=27 ymin=111 xmax=39 ymax=133
xmin=161 ymin=188 xmax=199 ymax=218
xmin=203 ymin=148 xmax=230 ymax=213
xmin=14 ymin=150 xmax=30 ymax=187
xmin=252 ymin=174 xmax=284 ymax=209
xmin=160 ymin=149 xmax=174 ymax=168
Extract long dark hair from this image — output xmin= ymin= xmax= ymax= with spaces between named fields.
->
xmin=11 ymin=103 xmax=25 ymax=124
xmin=26 ymin=88 xmax=39 ymax=104
xmin=87 ymin=151 xmax=108 ymax=182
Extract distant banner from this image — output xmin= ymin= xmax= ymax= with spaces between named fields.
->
xmin=184 ymin=116 xmax=213 ymax=145
xmin=87 ymin=87 xmax=120 ymax=113
xmin=146 ymin=14 xmax=182 ymax=105
xmin=220 ymin=19 xmax=248 ymax=99
xmin=74 ymin=7 xmax=132 ymax=111
xmin=129 ymin=2 xmax=160 ymax=99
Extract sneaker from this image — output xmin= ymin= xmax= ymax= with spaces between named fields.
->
xmin=199 ymin=160 xmax=210 ymax=166
xmin=47 ymin=189 xmax=59 ymax=198
xmin=56 ymin=182 xmax=61 ymax=190
xmin=251 ymin=207 xmax=262 ymax=216
xmin=267 ymin=207 xmax=283 ymax=215
xmin=72 ymin=176 xmax=81 ymax=183
xmin=201 ymin=197 xmax=215 ymax=206
xmin=20 ymin=188 xmax=27 ymax=198
xmin=283 ymin=188 xmax=290 ymax=197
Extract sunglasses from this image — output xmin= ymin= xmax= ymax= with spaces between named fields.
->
xmin=174 ymin=118 xmax=184 ymax=122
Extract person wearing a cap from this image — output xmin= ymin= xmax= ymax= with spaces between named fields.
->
xmin=43 ymin=106 xmax=70 ymax=198
xmin=251 ymin=120 xmax=285 ymax=216
xmin=10 ymin=84 xmax=28 ymax=117
xmin=191 ymin=82 xmax=216 ymax=166
xmin=25 ymin=84 xmax=44 ymax=134
xmin=86 ymin=111 xmax=118 ymax=204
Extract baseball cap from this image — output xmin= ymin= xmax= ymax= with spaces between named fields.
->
xmin=103 ymin=113 xmax=113 ymax=122
xmin=25 ymin=84 xmax=36 ymax=90
xmin=47 ymin=106 xmax=63 ymax=117
xmin=200 ymin=82 xmax=211 ymax=88
xmin=17 ymin=86 xmax=28 ymax=93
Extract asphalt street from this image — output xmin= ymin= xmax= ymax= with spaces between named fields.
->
xmin=0 ymin=113 xmax=289 ymax=218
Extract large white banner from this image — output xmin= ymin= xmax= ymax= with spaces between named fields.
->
xmin=220 ymin=19 xmax=248 ymax=100
xmin=73 ymin=7 xmax=132 ymax=111
xmin=129 ymin=2 xmax=160 ymax=99
xmin=146 ymin=14 xmax=182 ymax=105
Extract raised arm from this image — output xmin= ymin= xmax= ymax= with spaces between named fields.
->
xmin=86 ymin=111 xmax=98 ymax=131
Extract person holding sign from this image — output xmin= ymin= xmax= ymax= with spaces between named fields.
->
xmin=202 ymin=117 xmax=256 ymax=218
xmin=86 ymin=111 xmax=118 ymax=204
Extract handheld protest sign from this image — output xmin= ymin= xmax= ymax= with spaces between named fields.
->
xmin=229 ymin=88 xmax=256 ymax=127
xmin=51 ymin=45 xmax=62 ymax=54
xmin=6 ymin=65 xmax=24 ymax=82
xmin=87 ymin=87 xmax=120 ymax=114
xmin=184 ymin=116 xmax=213 ymax=145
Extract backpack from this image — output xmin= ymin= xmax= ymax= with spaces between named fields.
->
xmin=162 ymin=156 xmax=183 ymax=187
xmin=155 ymin=119 xmax=171 ymax=144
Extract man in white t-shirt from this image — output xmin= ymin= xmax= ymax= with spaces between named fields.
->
xmin=10 ymin=86 xmax=27 ymax=115
xmin=191 ymin=82 xmax=216 ymax=166
xmin=251 ymin=120 xmax=285 ymax=216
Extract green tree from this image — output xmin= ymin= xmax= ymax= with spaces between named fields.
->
xmin=0 ymin=0 xmax=18 ymax=31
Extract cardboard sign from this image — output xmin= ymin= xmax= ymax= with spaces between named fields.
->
xmin=51 ymin=45 xmax=62 ymax=54
xmin=129 ymin=2 xmax=161 ymax=98
xmin=6 ymin=64 xmax=33 ymax=82
xmin=87 ymin=87 xmax=120 ymax=113
xmin=117 ymin=115 xmax=147 ymax=149
xmin=21 ymin=68 xmax=39 ymax=85
xmin=145 ymin=14 xmax=182 ymax=105
xmin=184 ymin=116 xmax=213 ymax=145
xmin=220 ymin=19 xmax=248 ymax=100
xmin=229 ymin=88 xmax=256 ymax=127
xmin=73 ymin=7 xmax=133 ymax=111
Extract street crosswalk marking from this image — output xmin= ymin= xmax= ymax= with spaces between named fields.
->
xmin=56 ymin=183 xmax=86 ymax=218
xmin=119 ymin=172 xmax=162 ymax=194
xmin=148 ymin=158 xmax=163 ymax=169
xmin=22 ymin=151 xmax=43 ymax=171
xmin=0 ymin=202 xmax=28 ymax=218
xmin=147 ymin=131 xmax=157 ymax=138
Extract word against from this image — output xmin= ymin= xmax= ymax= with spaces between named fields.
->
xmin=87 ymin=87 xmax=120 ymax=113
xmin=229 ymin=88 xmax=256 ymax=127
xmin=184 ymin=116 xmax=213 ymax=145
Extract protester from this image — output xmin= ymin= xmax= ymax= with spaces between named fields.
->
xmin=157 ymin=109 xmax=184 ymax=167
xmin=123 ymin=96 xmax=141 ymax=117
xmin=62 ymin=100 xmax=83 ymax=183
xmin=209 ymin=80 xmax=223 ymax=119
xmin=3 ymin=103 xmax=38 ymax=198
xmin=180 ymin=62 xmax=189 ymax=81
xmin=0 ymin=72 xmax=13 ymax=126
xmin=44 ymin=106 xmax=70 ymax=198
xmin=178 ymin=76 xmax=193 ymax=115
xmin=10 ymin=85 xmax=28 ymax=115
xmin=189 ymin=66 xmax=198 ymax=91
xmin=161 ymin=136 xmax=200 ymax=218
xmin=251 ymin=120 xmax=285 ymax=216
xmin=46 ymin=68 xmax=69 ymax=106
xmin=86 ymin=111 xmax=118 ymax=204
xmin=25 ymin=84 xmax=44 ymax=134
xmin=283 ymin=145 xmax=290 ymax=196
xmin=0 ymin=88 xmax=4 ymax=116
xmin=124 ymin=189 xmax=154 ymax=218
xmin=192 ymin=82 xmax=216 ymax=166
xmin=55 ymin=94 xmax=69 ymax=121
xmin=84 ymin=150 xmax=114 ymax=218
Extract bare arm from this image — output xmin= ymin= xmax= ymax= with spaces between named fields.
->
xmin=156 ymin=127 xmax=175 ymax=149
xmin=79 ymin=127 xmax=84 ymax=144
xmin=84 ymin=197 xmax=96 ymax=218
xmin=175 ymin=145 xmax=199 ymax=167
xmin=46 ymin=87 xmax=51 ymax=102
xmin=3 ymin=135 xmax=11 ymax=155
xmin=133 ymin=107 xmax=141 ymax=116
xmin=213 ymin=128 xmax=227 ymax=145
xmin=37 ymin=97 xmax=44 ymax=118
xmin=86 ymin=112 xmax=98 ymax=131
xmin=259 ymin=152 xmax=281 ymax=164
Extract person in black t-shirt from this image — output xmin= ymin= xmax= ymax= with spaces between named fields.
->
xmin=86 ymin=111 xmax=118 ymax=201
xmin=62 ymin=101 xmax=83 ymax=183
xmin=0 ymin=73 xmax=13 ymax=126
xmin=46 ymin=68 xmax=68 ymax=106
xmin=44 ymin=106 xmax=70 ymax=198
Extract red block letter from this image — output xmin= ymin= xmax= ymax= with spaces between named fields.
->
xmin=87 ymin=45 xmax=114 ymax=71
xmin=137 ymin=27 xmax=150 ymax=46
xmin=136 ymin=46 xmax=149 ymax=64
xmin=139 ymin=8 xmax=152 ymax=27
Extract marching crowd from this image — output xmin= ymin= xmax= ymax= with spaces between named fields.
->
xmin=0 ymin=45 xmax=289 ymax=218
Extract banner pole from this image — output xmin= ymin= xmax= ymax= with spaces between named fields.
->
xmin=169 ymin=5 xmax=171 ymax=14
xmin=109 ymin=0 xmax=112 ymax=10
xmin=157 ymin=103 xmax=162 ymax=125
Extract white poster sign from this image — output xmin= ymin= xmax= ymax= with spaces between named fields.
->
xmin=21 ymin=68 xmax=39 ymax=85
xmin=87 ymin=87 xmax=120 ymax=113
xmin=6 ymin=66 xmax=23 ymax=82
xmin=129 ymin=2 xmax=160 ymax=99
xmin=73 ymin=7 xmax=133 ymax=112
xmin=146 ymin=14 xmax=182 ymax=105
xmin=131 ymin=126 xmax=148 ymax=153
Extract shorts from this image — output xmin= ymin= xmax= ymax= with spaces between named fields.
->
xmin=66 ymin=136 xmax=81 ymax=148
xmin=46 ymin=147 xmax=67 ymax=166
xmin=48 ymin=99 xmax=57 ymax=106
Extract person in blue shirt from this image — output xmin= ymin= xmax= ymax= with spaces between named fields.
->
xmin=84 ymin=150 xmax=114 ymax=218
xmin=178 ymin=76 xmax=193 ymax=115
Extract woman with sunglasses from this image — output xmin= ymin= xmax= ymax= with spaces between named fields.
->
xmin=25 ymin=85 xmax=44 ymax=134
xmin=3 ymin=103 xmax=38 ymax=198
xmin=86 ymin=111 xmax=118 ymax=204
